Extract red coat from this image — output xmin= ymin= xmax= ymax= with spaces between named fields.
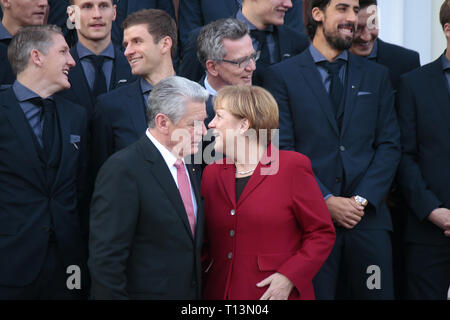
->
xmin=201 ymin=145 xmax=336 ymax=300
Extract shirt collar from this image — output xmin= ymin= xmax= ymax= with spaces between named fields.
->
xmin=146 ymin=129 xmax=179 ymax=169
xmin=309 ymin=44 xmax=348 ymax=64
xmin=140 ymin=78 xmax=153 ymax=95
xmin=12 ymin=80 xmax=55 ymax=102
xmin=0 ymin=23 xmax=12 ymax=41
xmin=442 ymin=51 xmax=450 ymax=72
xmin=236 ymin=9 xmax=274 ymax=33
xmin=204 ymin=76 xmax=217 ymax=96
xmin=76 ymin=41 xmax=115 ymax=60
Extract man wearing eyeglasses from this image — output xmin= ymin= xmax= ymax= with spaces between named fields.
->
xmin=196 ymin=18 xmax=257 ymax=165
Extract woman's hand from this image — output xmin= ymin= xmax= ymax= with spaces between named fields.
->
xmin=257 ymin=272 xmax=294 ymax=300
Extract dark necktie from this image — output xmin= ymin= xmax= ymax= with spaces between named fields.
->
xmin=318 ymin=59 xmax=346 ymax=118
xmin=250 ymin=29 xmax=270 ymax=67
xmin=29 ymin=97 xmax=57 ymax=155
xmin=88 ymin=55 xmax=108 ymax=97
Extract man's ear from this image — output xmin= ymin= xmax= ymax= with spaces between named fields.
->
xmin=311 ymin=7 xmax=324 ymax=24
xmin=160 ymin=36 xmax=173 ymax=56
xmin=67 ymin=5 xmax=77 ymax=23
xmin=1 ymin=0 xmax=11 ymax=10
xmin=154 ymin=113 xmax=171 ymax=134
xmin=30 ymin=49 xmax=44 ymax=67
xmin=205 ymin=59 xmax=219 ymax=76
xmin=444 ymin=23 xmax=450 ymax=40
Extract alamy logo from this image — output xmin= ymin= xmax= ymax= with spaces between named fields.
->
xmin=66 ymin=265 xmax=81 ymax=290
xmin=366 ymin=265 xmax=381 ymax=290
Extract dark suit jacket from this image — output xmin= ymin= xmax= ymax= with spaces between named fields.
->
xmin=396 ymin=55 xmax=450 ymax=246
xmin=201 ymin=145 xmax=335 ymax=299
xmin=264 ymin=49 xmax=401 ymax=231
xmin=0 ymin=41 xmax=15 ymax=86
xmin=91 ymin=79 xmax=146 ymax=174
xmin=179 ymin=23 xmax=310 ymax=85
xmin=57 ymin=45 xmax=134 ymax=118
xmin=0 ymin=87 xmax=89 ymax=287
xmin=89 ymin=134 xmax=204 ymax=299
xmin=112 ymin=0 xmax=176 ymax=47
xmin=376 ymin=38 xmax=420 ymax=91
xmin=178 ymin=0 xmax=305 ymax=54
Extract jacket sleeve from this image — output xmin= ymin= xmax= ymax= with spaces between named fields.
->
xmin=277 ymin=156 xmax=335 ymax=295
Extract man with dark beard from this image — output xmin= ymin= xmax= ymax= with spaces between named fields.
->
xmin=263 ymin=0 xmax=400 ymax=299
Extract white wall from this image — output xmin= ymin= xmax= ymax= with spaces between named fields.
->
xmin=378 ymin=0 xmax=446 ymax=65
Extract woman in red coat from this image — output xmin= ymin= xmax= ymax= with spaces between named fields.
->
xmin=201 ymin=85 xmax=336 ymax=300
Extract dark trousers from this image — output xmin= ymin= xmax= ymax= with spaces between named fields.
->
xmin=406 ymin=242 xmax=450 ymax=300
xmin=313 ymin=227 xmax=394 ymax=300
xmin=0 ymin=241 xmax=88 ymax=300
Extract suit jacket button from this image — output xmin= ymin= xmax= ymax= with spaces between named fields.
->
xmin=340 ymin=145 xmax=346 ymax=152
xmin=336 ymin=177 xmax=341 ymax=183
xmin=228 ymin=252 xmax=233 ymax=259
xmin=230 ymin=230 xmax=235 ymax=237
xmin=230 ymin=209 xmax=235 ymax=216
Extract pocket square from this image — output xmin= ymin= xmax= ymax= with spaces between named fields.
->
xmin=357 ymin=91 xmax=372 ymax=96
xmin=70 ymin=134 xmax=80 ymax=143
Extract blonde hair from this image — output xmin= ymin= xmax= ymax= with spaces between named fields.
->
xmin=213 ymin=85 xmax=279 ymax=144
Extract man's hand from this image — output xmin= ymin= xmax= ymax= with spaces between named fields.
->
xmin=257 ymin=272 xmax=294 ymax=300
xmin=325 ymin=196 xmax=365 ymax=229
xmin=428 ymin=208 xmax=450 ymax=237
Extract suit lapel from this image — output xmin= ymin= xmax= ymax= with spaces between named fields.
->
xmin=1 ymin=89 xmax=45 ymax=188
xmin=112 ymin=46 xmax=132 ymax=88
xmin=276 ymin=26 xmax=293 ymax=61
xmin=141 ymin=136 xmax=195 ymax=241
xmin=299 ymin=51 xmax=339 ymax=135
xmin=427 ymin=59 xmax=450 ymax=130
xmin=50 ymin=96 xmax=72 ymax=192
xmin=126 ymin=80 xmax=148 ymax=138
xmin=340 ymin=54 xmax=363 ymax=137
xmin=219 ymin=161 xmax=237 ymax=208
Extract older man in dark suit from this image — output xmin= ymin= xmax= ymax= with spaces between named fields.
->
xmin=264 ymin=0 xmax=401 ymax=299
xmin=89 ymin=76 xmax=208 ymax=299
xmin=0 ymin=25 xmax=89 ymax=299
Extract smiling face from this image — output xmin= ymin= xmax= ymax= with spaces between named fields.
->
xmin=314 ymin=0 xmax=359 ymax=51
xmin=208 ymin=106 xmax=245 ymax=156
xmin=40 ymin=33 xmax=76 ymax=93
xmin=69 ymin=0 xmax=116 ymax=44
xmin=213 ymin=35 xmax=256 ymax=86
xmin=350 ymin=5 xmax=379 ymax=56
xmin=123 ymin=24 xmax=162 ymax=78
xmin=2 ymin=0 xmax=48 ymax=28
xmin=246 ymin=0 xmax=293 ymax=28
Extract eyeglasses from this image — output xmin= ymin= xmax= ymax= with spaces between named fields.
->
xmin=217 ymin=51 xmax=260 ymax=69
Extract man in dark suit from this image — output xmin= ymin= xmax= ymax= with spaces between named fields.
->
xmin=395 ymin=0 xmax=450 ymax=300
xmin=196 ymin=18 xmax=257 ymax=165
xmin=349 ymin=0 xmax=420 ymax=300
xmin=91 ymin=9 xmax=176 ymax=174
xmin=0 ymin=25 xmax=89 ymax=299
xmin=179 ymin=0 xmax=310 ymax=85
xmin=178 ymin=0 xmax=304 ymax=55
xmin=264 ymin=0 xmax=401 ymax=299
xmin=0 ymin=0 xmax=48 ymax=86
xmin=89 ymin=76 xmax=209 ymax=299
xmin=57 ymin=0 xmax=133 ymax=118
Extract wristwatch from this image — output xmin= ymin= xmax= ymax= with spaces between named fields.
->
xmin=354 ymin=195 xmax=368 ymax=207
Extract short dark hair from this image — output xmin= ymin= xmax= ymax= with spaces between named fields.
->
xmin=306 ymin=0 xmax=332 ymax=40
xmin=359 ymin=0 xmax=377 ymax=9
xmin=8 ymin=25 xmax=63 ymax=75
xmin=122 ymin=9 xmax=178 ymax=58
xmin=69 ymin=0 xmax=114 ymax=4
xmin=440 ymin=0 xmax=450 ymax=30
